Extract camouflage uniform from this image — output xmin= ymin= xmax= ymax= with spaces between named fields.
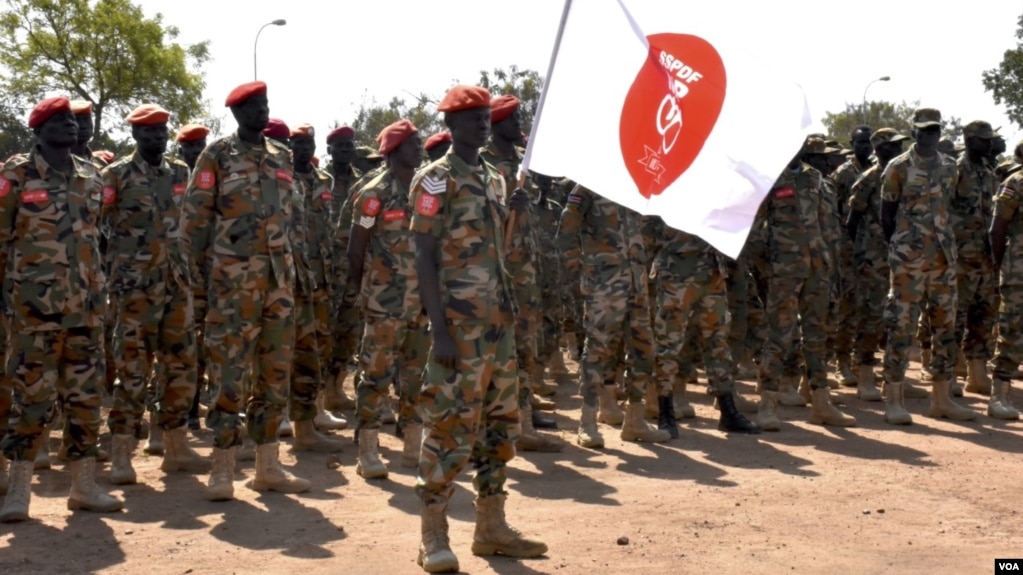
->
xmin=0 ymin=149 xmax=107 ymax=461
xmin=554 ymin=179 xmax=585 ymax=353
xmin=848 ymin=164 xmax=890 ymax=365
xmin=831 ymin=157 xmax=870 ymax=364
xmin=951 ymin=154 xmax=997 ymax=362
xmin=881 ymin=145 xmax=958 ymax=385
xmin=411 ymin=149 xmax=519 ymax=503
xmin=351 ymin=169 xmax=427 ymax=429
xmin=102 ymin=150 xmax=197 ymax=435
xmin=531 ymin=190 xmax=564 ymax=367
xmin=327 ymin=162 xmax=363 ymax=381
xmin=557 ymin=186 xmax=654 ymax=406
xmin=992 ymin=172 xmax=1023 ymax=381
xmin=180 ymin=133 xmax=297 ymax=449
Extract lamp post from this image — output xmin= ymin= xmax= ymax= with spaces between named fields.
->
xmin=861 ymin=75 xmax=891 ymax=123
xmin=253 ymin=19 xmax=287 ymax=80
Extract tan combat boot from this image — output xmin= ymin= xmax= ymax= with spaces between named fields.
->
xmin=161 ymin=427 xmax=210 ymax=473
xmin=379 ymin=399 xmax=397 ymax=425
xmin=808 ymin=387 xmax=856 ymax=427
xmin=883 ymin=381 xmax=913 ymax=425
xmin=516 ymin=405 xmax=564 ymax=453
xmin=735 ymin=349 xmax=758 ymax=380
xmin=643 ymin=383 xmax=659 ymax=419
xmin=620 ymin=402 xmax=672 ymax=443
xmin=987 ymin=379 xmax=1020 ymax=420
xmin=837 ymin=355 xmax=857 ymax=387
xmin=293 ymin=420 xmax=344 ymax=453
xmin=401 ymin=422 xmax=423 ymax=468
xmin=0 ymin=459 xmax=32 ymax=522
xmin=418 ymin=500 xmax=459 ymax=573
xmin=757 ymin=391 xmax=781 ymax=431
xmin=278 ymin=415 xmax=293 ymax=438
xmin=67 ymin=457 xmax=123 ymax=512
xmin=671 ymin=380 xmax=696 ymax=419
xmin=109 ymin=434 xmax=137 ymax=485
xmin=471 ymin=495 xmax=548 ymax=558
xmin=144 ymin=411 xmax=164 ymax=456
xmin=966 ymin=359 xmax=993 ymax=396
xmin=250 ymin=442 xmax=311 ymax=492
xmin=856 ymin=365 xmax=882 ymax=402
xmin=577 ymin=402 xmax=604 ymax=449
xmin=778 ymin=374 xmax=807 ymax=407
xmin=920 ymin=348 xmax=933 ymax=381
xmin=903 ymin=381 xmax=929 ymax=399
xmin=530 ymin=393 xmax=556 ymax=412
xmin=325 ymin=371 xmax=357 ymax=411
xmin=927 ymin=380 xmax=977 ymax=421
xmin=548 ymin=349 xmax=570 ymax=383
xmin=356 ymin=428 xmax=389 ymax=479
xmin=206 ymin=447 xmax=235 ymax=501
xmin=313 ymin=391 xmax=348 ymax=431
xmin=531 ymin=363 xmax=559 ymax=398
xmin=597 ymin=385 xmax=625 ymax=426
xmin=33 ymin=435 xmax=50 ymax=471
xmin=797 ymin=374 xmax=813 ymax=404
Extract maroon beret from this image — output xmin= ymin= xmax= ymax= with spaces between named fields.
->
xmin=225 ymin=81 xmax=267 ymax=107
xmin=327 ymin=126 xmax=355 ymax=144
xmin=28 ymin=96 xmax=71 ymax=129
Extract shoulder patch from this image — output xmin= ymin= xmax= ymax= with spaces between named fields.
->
xmin=774 ymin=187 xmax=795 ymax=199
xmin=196 ymin=169 xmax=215 ymax=190
xmin=363 ymin=197 xmax=381 ymax=216
xmin=276 ymin=169 xmax=293 ymax=183
xmin=421 ymin=174 xmax=446 ymax=195
xmin=0 ymin=178 xmax=10 ymax=198
xmin=998 ymin=186 xmax=1016 ymax=198
xmin=22 ymin=189 xmax=49 ymax=204
xmin=417 ymin=193 xmax=440 ymax=216
xmin=173 ymin=184 xmax=186 ymax=195
xmin=567 ymin=193 xmax=583 ymax=205
xmin=102 ymin=186 xmax=117 ymax=205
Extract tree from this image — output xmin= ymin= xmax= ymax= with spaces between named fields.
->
xmin=822 ymin=100 xmax=963 ymax=144
xmin=477 ymin=65 xmax=544 ymax=134
xmin=0 ymin=0 xmax=210 ymax=139
xmin=0 ymin=95 xmax=34 ymax=160
xmin=983 ymin=13 xmax=1023 ymax=129
xmin=346 ymin=92 xmax=444 ymax=148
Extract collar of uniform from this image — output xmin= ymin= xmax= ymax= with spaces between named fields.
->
xmin=445 ymin=147 xmax=489 ymax=179
xmin=483 ymin=137 xmax=522 ymax=162
xmin=130 ymin=148 xmax=169 ymax=176
xmin=30 ymin=145 xmax=92 ymax=180
xmin=908 ymin=144 xmax=942 ymax=169
xmin=227 ymin=131 xmax=269 ymax=156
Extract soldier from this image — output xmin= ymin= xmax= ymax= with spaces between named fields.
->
xmin=69 ymin=100 xmax=103 ymax=165
xmin=880 ymin=108 xmax=976 ymax=423
xmin=411 ymin=85 xmax=546 ymax=572
xmin=558 ymin=185 xmax=670 ymax=447
xmin=287 ymin=123 xmax=346 ymax=453
xmin=346 ymin=119 xmax=429 ymax=479
xmin=263 ymin=118 xmax=291 ymax=147
xmin=354 ymin=146 xmax=385 ymax=174
xmin=846 ymin=128 xmax=909 ymax=406
xmin=176 ymin=124 xmax=209 ymax=171
xmin=530 ymin=171 xmax=570 ymax=383
xmin=424 ymin=131 xmax=452 ymax=162
xmin=103 ymin=104 xmax=206 ymax=485
xmin=754 ymin=138 xmax=856 ymax=431
xmin=0 ymin=96 xmax=123 ymax=521
xmin=180 ymin=80 xmax=309 ymax=501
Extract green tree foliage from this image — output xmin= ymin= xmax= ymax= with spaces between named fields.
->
xmin=0 ymin=0 xmax=210 ymax=139
xmin=0 ymin=95 xmax=34 ymax=160
xmin=477 ymin=65 xmax=544 ymax=134
xmin=822 ymin=100 xmax=963 ymax=144
xmin=983 ymin=13 xmax=1023 ymax=129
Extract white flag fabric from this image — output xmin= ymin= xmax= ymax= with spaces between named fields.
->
xmin=523 ymin=0 xmax=813 ymax=258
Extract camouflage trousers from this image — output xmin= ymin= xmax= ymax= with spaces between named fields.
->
xmin=654 ymin=270 xmax=734 ymax=396
xmin=883 ymin=260 xmax=957 ymax=384
xmin=356 ymin=313 xmax=428 ymax=429
xmin=109 ymin=280 xmax=198 ymax=435
xmin=562 ymin=277 xmax=585 ymax=352
xmin=831 ymin=242 xmax=858 ymax=358
xmin=580 ymin=280 xmax=654 ymax=407
xmin=104 ymin=292 xmax=118 ymax=395
xmin=538 ymin=283 xmax=562 ymax=366
xmin=853 ymin=252 xmax=889 ymax=365
xmin=726 ymin=259 xmax=749 ymax=368
xmin=1 ymin=327 xmax=103 ymax=461
xmin=416 ymin=320 xmax=519 ymax=505
xmin=290 ymin=288 xmax=330 ymax=423
xmin=0 ymin=315 xmax=10 ymax=439
xmin=515 ymin=294 xmax=542 ymax=409
xmin=759 ymin=272 xmax=830 ymax=391
xmin=992 ymin=283 xmax=1023 ymax=382
xmin=330 ymin=298 xmax=362 ymax=380
xmin=955 ymin=255 xmax=997 ymax=361
xmin=204 ymin=283 xmax=295 ymax=449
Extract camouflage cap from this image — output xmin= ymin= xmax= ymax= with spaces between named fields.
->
xmin=911 ymin=108 xmax=942 ymax=128
xmin=801 ymin=136 xmax=842 ymax=155
xmin=870 ymin=128 xmax=909 ymax=148
xmin=962 ymin=120 xmax=994 ymax=139
xmin=937 ymin=138 xmax=956 ymax=155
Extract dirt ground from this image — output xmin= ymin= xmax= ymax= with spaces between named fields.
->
xmin=2 ymin=357 xmax=1022 ymax=575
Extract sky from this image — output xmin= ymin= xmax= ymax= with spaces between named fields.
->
xmin=135 ymin=0 xmax=1023 ymax=152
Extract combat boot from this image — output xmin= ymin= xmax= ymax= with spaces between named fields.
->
xmin=516 ymin=405 xmax=564 ymax=453
xmin=325 ymin=371 xmax=357 ymax=411
xmin=160 ymin=427 xmax=209 ymax=473
xmin=670 ymin=380 xmax=696 ymax=419
xmin=530 ymin=393 xmax=556 ymax=412
xmin=597 ymin=385 xmax=625 ymax=426
xmin=206 ymin=447 xmax=235 ymax=501
xmin=620 ymin=402 xmax=672 ymax=443
xmin=380 ymin=399 xmax=397 ymax=424
xmin=0 ymin=459 xmax=32 ymax=522
xmin=418 ymin=500 xmax=458 ymax=573
xmin=566 ymin=332 xmax=580 ymax=361
xmin=356 ymin=428 xmax=389 ymax=479
xmin=548 ymin=349 xmax=570 ymax=383
xmin=927 ymin=380 xmax=977 ymax=421
xmin=401 ymin=422 xmax=423 ymax=468
xmin=757 ymin=391 xmax=781 ymax=431
xmin=716 ymin=392 xmax=761 ymax=434
xmin=656 ymin=393 xmax=679 ymax=439
xmin=0 ymin=454 xmax=6 ymax=495
xmin=471 ymin=494 xmax=548 ymax=558
xmin=577 ymin=403 xmax=604 ymax=448
xmin=109 ymin=434 xmax=137 ymax=485
xmin=955 ymin=354 xmax=968 ymax=379
xmin=250 ymin=442 xmax=310 ymax=492
xmin=278 ymin=415 xmax=293 ymax=438
xmin=797 ymin=374 xmax=812 ymax=404
xmin=313 ymin=391 xmax=348 ymax=431
xmin=966 ymin=359 xmax=993 ymax=396
xmin=293 ymin=420 xmax=344 ymax=453
xmin=903 ymin=381 xmax=930 ymax=399
xmin=713 ymin=390 xmax=758 ymax=414
xmin=838 ymin=355 xmax=857 ymax=387
xmin=144 ymin=411 xmax=164 ymax=455
xmin=778 ymin=374 xmax=807 ymax=407
xmin=883 ymin=381 xmax=913 ymax=425
xmin=808 ymin=388 xmax=856 ymax=427
xmin=32 ymin=435 xmax=50 ymax=471
xmin=643 ymin=383 xmax=659 ymax=419
xmin=531 ymin=363 xmax=559 ymax=398
xmin=856 ymin=364 xmax=883 ymax=402
xmin=67 ymin=457 xmax=123 ymax=513
xmin=987 ymin=379 xmax=1020 ymax=420
xmin=735 ymin=349 xmax=758 ymax=380
xmin=920 ymin=348 xmax=933 ymax=381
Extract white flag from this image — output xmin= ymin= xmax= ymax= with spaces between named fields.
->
xmin=523 ymin=0 xmax=813 ymax=258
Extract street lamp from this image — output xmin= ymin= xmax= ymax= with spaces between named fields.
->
xmin=253 ymin=19 xmax=287 ymax=80
xmin=861 ymin=75 xmax=891 ymax=123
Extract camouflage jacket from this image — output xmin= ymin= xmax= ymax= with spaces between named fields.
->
xmin=409 ymin=149 xmax=515 ymax=323
xmin=881 ymin=145 xmax=957 ymax=267
xmin=832 ymin=156 xmax=871 ymax=220
xmin=326 ymin=162 xmax=363 ymax=225
xmin=180 ymin=133 xmax=296 ymax=300
xmin=951 ymin=154 xmax=996 ymax=262
xmin=647 ymin=216 xmax=725 ymax=282
xmin=993 ymin=172 xmax=1023 ymax=286
xmin=849 ymin=164 xmax=887 ymax=264
xmin=480 ymin=139 xmax=537 ymax=306
xmin=101 ymin=149 xmax=190 ymax=292
xmin=755 ymin=163 xmax=831 ymax=278
xmin=0 ymin=148 xmax=106 ymax=331
xmin=295 ymin=166 xmax=335 ymax=292
xmin=534 ymin=194 xmax=564 ymax=301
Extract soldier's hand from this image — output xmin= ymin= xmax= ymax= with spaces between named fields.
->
xmin=509 ymin=188 xmax=530 ymax=212
xmin=432 ymin=328 xmax=458 ymax=370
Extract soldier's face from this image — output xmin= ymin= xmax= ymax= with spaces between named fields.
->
xmin=291 ymin=136 xmax=316 ymax=166
xmin=179 ymin=139 xmax=206 ymax=168
xmin=446 ymin=107 xmax=490 ymax=150
xmin=426 ymin=141 xmax=451 ymax=162
xmin=329 ymin=138 xmax=356 ymax=165
xmin=231 ymin=95 xmax=269 ymax=133
xmin=132 ymin=123 xmax=169 ymax=157
xmin=913 ymin=125 xmax=941 ymax=154
xmin=875 ymin=141 xmax=903 ymax=163
xmin=38 ymin=111 xmax=79 ymax=148
xmin=74 ymin=113 xmax=93 ymax=144
xmin=393 ymin=133 xmax=423 ymax=169
xmin=991 ymin=136 xmax=1007 ymax=158
xmin=965 ymin=136 xmax=992 ymax=158
xmin=804 ymin=154 xmax=829 ymax=174
xmin=492 ymin=110 xmax=522 ymax=143
xmin=851 ymin=132 xmax=872 ymax=159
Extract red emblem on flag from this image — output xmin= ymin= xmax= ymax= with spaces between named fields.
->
xmin=619 ymin=34 xmax=726 ymax=198
xmin=417 ymin=194 xmax=439 ymax=216
xmin=363 ymin=197 xmax=382 ymax=216
xmin=196 ymin=169 xmax=215 ymax=190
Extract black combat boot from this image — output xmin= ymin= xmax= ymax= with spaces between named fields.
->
xmin=657 ymin=394 xmax=679 ymax=439
xmin=717 ymin=392 xmax=762 ymax=434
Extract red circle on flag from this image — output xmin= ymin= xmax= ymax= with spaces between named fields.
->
xmin=619 ymin=33 xmax=726 ymax=199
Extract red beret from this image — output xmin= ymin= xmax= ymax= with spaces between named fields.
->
xmin=327 ymin=126 xmax=355 ymax=144
xmin=28 ymin=96 xmax=71 ymax=129
xmin=92 ymin=150 xmax=115 ymax=164
xmin=490 ymin=95 xmax=520 ymax=124
xmin=126 ymin=104 xmax=170 ymax=126
xmin=290 ymin=123 xmax=315 ymax=138
xmin=175 ymin=123 xmax=210 ymax=143
xmin=263 ymin=118 xmax=290 ymax=140
xmin=69 ymin=99 xmax=93 ymax=115
xmin=225 ymin=81 xmax=267 ymax=107
xmin=437 ymin=85 xmax=491 ymax=113
xmin=423 ymin=131 xmax=453 ymax=151
xmin=376 ymin=119 xmax=418 ymax=156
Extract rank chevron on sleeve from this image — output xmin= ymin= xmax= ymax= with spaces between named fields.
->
xmin=421 ymin=175 xmax=447 ymax=195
